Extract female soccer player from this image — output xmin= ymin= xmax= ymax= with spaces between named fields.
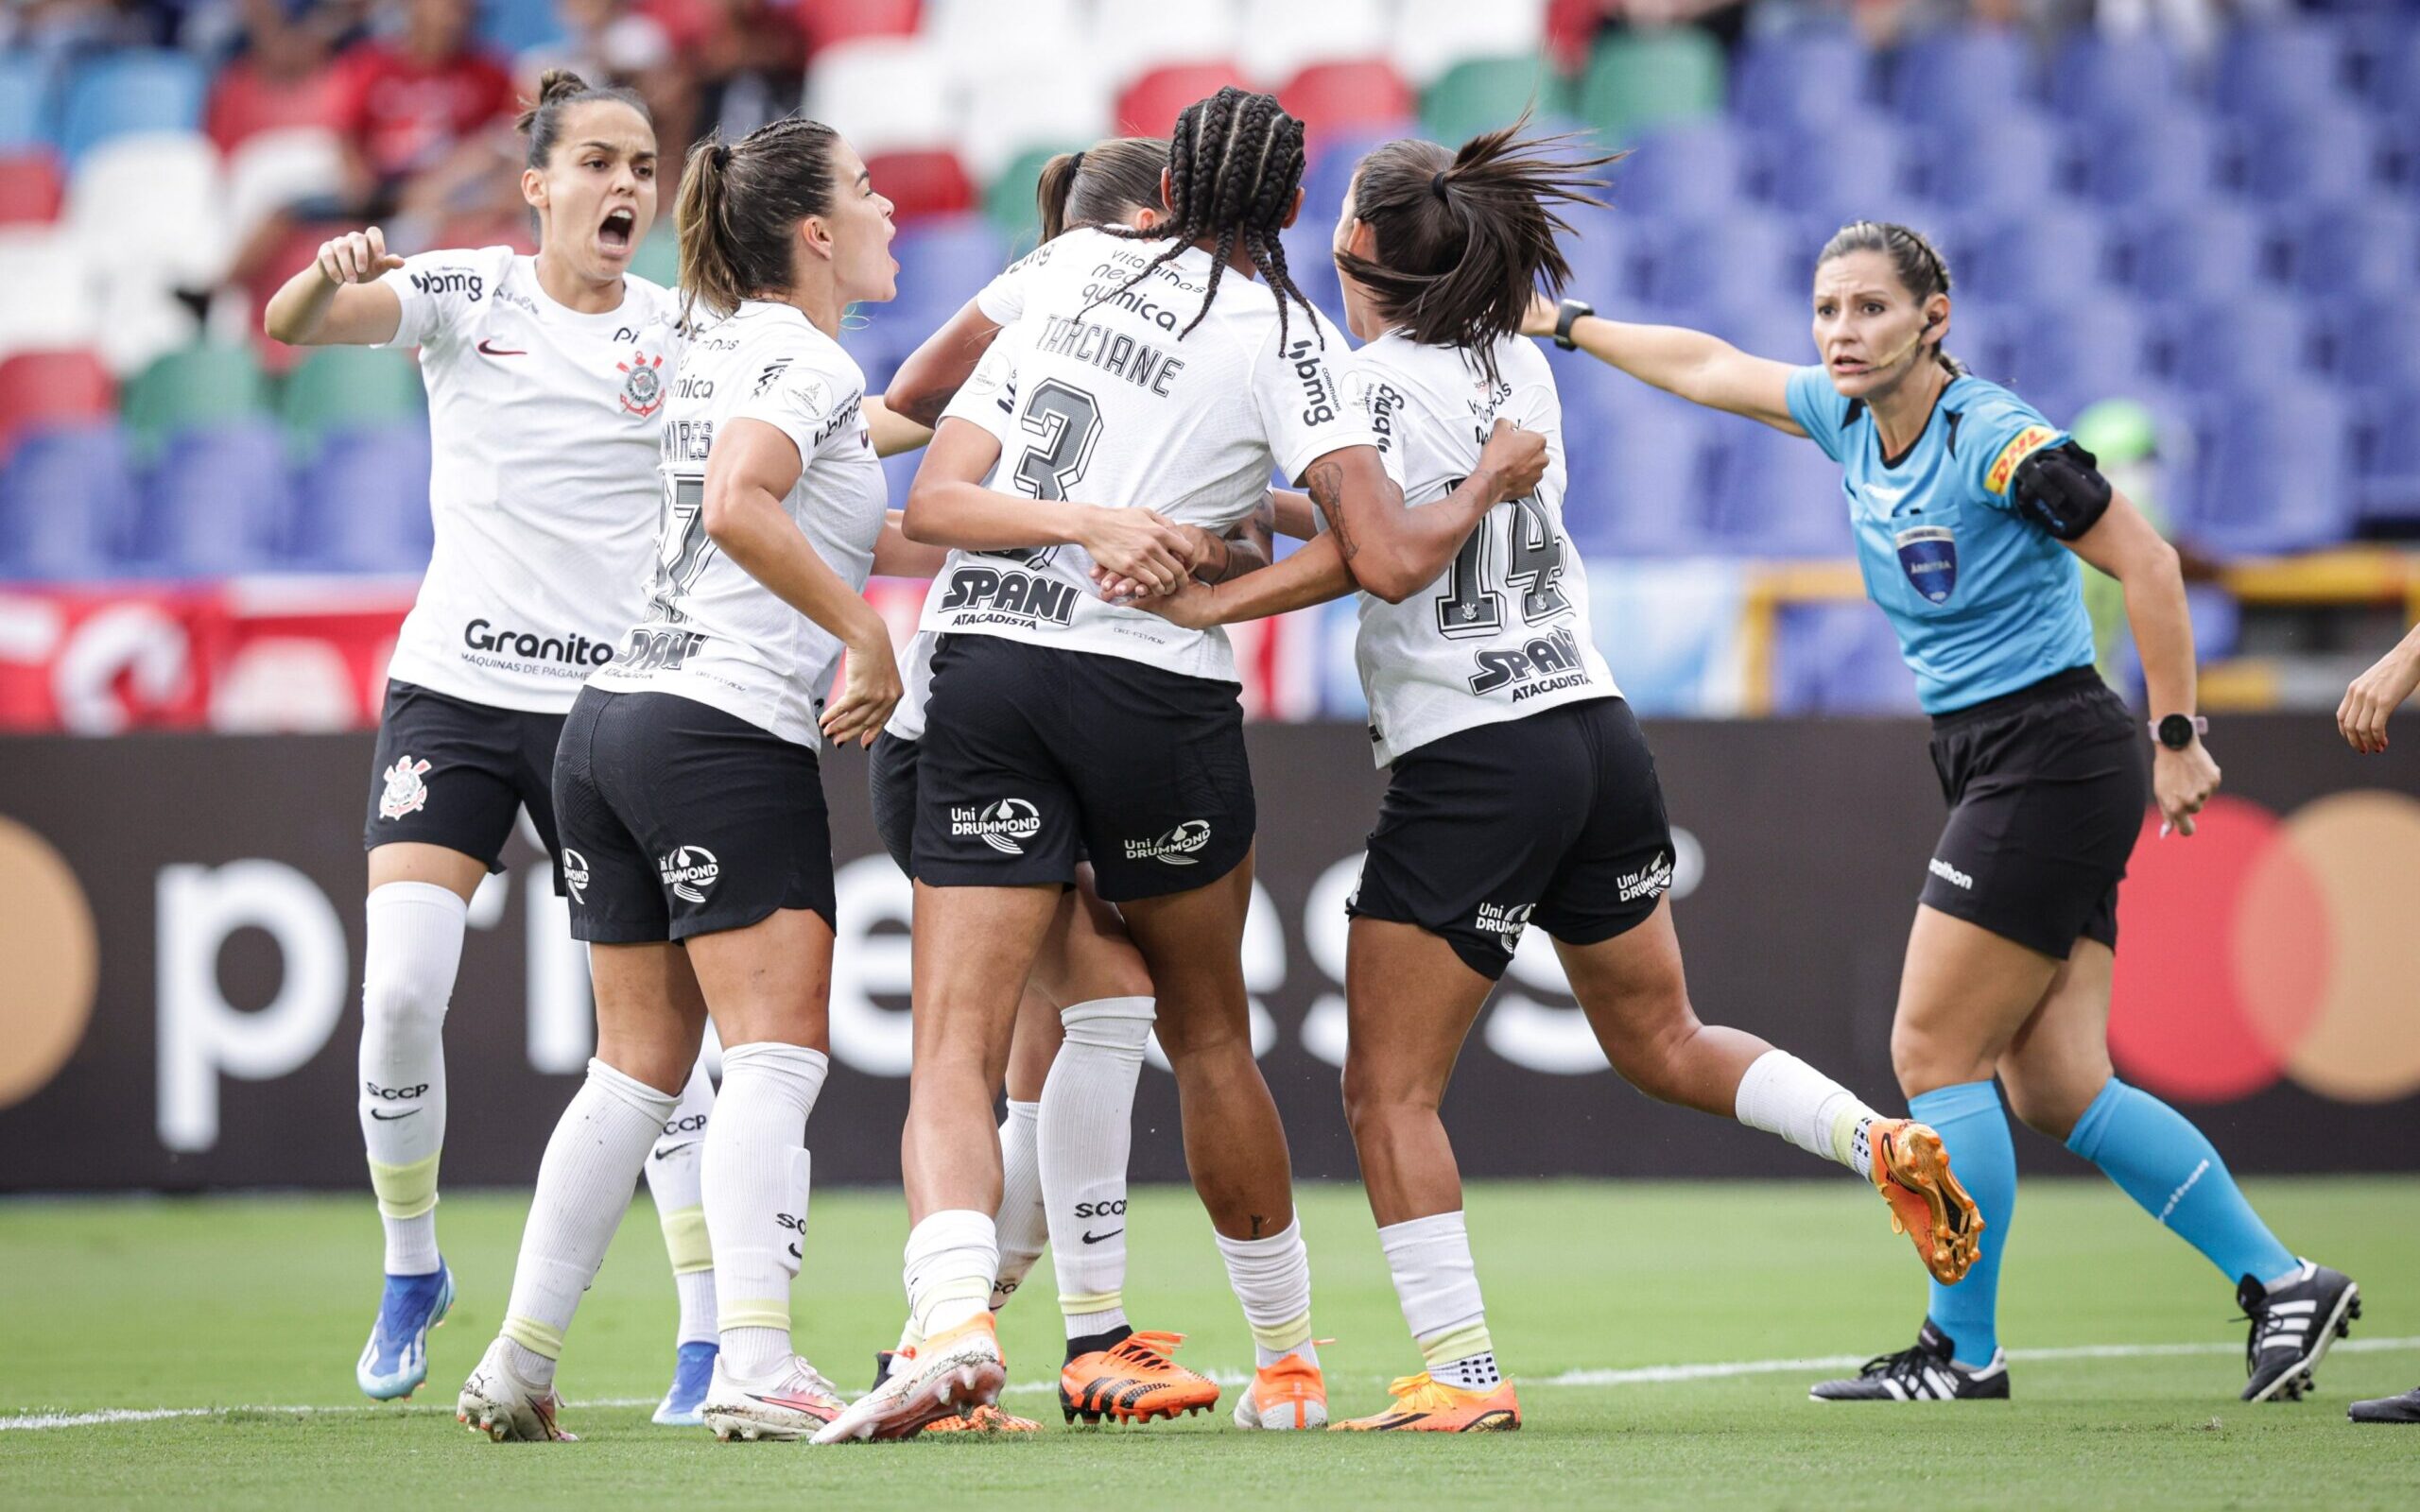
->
xmin=1136 ymin=129 xmax=1983 ymax=1433
xmin=2338 ymin=617 xmax=2420 ymax=754
xmin=814 ymin=87 xmax=1547 ymax=1443
xmin=1540 ymin=220 xmax=2358 ymax=1404
xmin=453 ymin=114 xmax=908 ymax=1442
xmin=263 ymin=70 xmax=719 ymax=1420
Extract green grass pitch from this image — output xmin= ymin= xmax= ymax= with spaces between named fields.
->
xmin=5 ymin=1178 xmax=2417 ymax=1509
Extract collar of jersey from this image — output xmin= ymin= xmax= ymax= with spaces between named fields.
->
xmin=519 ymin=254 xmax=640 ymax=328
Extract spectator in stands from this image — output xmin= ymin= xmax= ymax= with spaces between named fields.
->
xmin=325 ymin=0 xmax=517 ymax=246
xmin=662 ymin=0 xmax=804 ymax=146
xmin=205 ymin=0 xmax=348 ymax=154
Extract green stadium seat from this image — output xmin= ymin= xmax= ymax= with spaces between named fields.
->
xmin=629 ymin=225 xmax=679 ymax=290
xmin=277 ymin=345 xmax=424 ymax=449
xmin=1577 ymin=28 xmax=1725 ymax=142
xmin=122 ymin=343 xmax=269 ymax=455
xmin=983 ymin=144 xmax=1080 ymax=251
xmin=1421 ymin=56 xmax=1567 ymax=148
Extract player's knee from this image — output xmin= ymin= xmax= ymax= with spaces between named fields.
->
xmin=1890 ymin=1018 xmax=1990 ymax=1098
xmin=2001 ymin=1070 xmax=2093 ymax=1142
xmin=361 ymin=959 xmax=450 ymax=1043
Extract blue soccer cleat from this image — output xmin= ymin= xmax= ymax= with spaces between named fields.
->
xmin=652 ymin=1340 xmax=719 ymax=1426
xmin=356 ymin=1261 xmax=455 ymax=1400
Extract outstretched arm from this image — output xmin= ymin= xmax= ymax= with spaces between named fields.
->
xmin=263 ymin=227 xmax=405 ymax=347
xmin=1522 ymin=294 xmax=1802 ymax=435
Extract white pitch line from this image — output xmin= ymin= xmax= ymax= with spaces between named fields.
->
xmin=8 ymin=1339 xmax=2415 ymax=1434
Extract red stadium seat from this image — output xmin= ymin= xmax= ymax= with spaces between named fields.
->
xmin=0 ymin=152 xmax=60 ymax=226
xmin=795 ymin=0 xmax=921 ymax=54
xmin=1117 ymin=62 xmax=1253 ymax=140
xmin=1279 ymin=59 xmax=1416 ymax=144
xmin=865 ymin=149 xmax=974 ymax=223
xmin=0 ymin=349 xmax=116 ymax=459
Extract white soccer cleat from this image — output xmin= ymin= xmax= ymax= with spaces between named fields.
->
xmin=811 ymin=1314 xmax=1005 ymax=1444
xmin=700 ymin=1353 xmax=846 ymax=1442
xmin=456 ymin=1338 xmax=576 ymax=1442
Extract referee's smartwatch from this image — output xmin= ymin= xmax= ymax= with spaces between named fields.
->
xmin=2152 ymin=713 xmax=2208 ymax=750
xmin=1553 ymin=298 xmax=1593 ymax=351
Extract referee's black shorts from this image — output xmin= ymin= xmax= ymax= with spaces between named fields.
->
xmin=1921 ymin=665 xmax=2148 ymax=959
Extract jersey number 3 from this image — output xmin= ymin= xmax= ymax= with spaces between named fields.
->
xmin=1435 ymin=492 xmax=1569 ymax=639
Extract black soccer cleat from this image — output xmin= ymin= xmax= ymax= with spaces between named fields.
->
xmin=2348 ymin=1385 xmax=2420 ymax=1424
xmin=1809 ymin=1319 xmax=2010 ymax=1401
xmin=870 ymin=1349 xmax=896 ymax=1393
xmin=2238 ymin=1261 xmax=2360 ymax=1402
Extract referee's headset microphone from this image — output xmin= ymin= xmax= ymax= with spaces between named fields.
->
xmin=1864 ymin=312 xmax=1941 ymax=376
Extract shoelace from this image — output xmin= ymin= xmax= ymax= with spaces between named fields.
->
xmin=1380 ymin=1372 xmax=1470 ymax=1413
xmin=1109 ymin=1331 xmax=1193 ymax=1370
xmin=1857 ymin=1343 xmax=1942 ymax=1381
xmin=789 ymin=1361 xmax=843 ymax=1401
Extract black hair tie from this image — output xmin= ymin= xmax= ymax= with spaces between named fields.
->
xmin=1068 ymin=149 xmax=1085 ymax=178
xmin=711 ymin=142 xmax=733 ymax=168
xmin=1430 ymin=170 xmax=1451 ymax=200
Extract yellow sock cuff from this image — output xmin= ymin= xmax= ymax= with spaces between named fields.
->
xmin=1058 ymin=1290 xmax=1123 ymax=1319
xmin=1831 ymin=1105 xmax=1874 ymax=1168
xmin=1419 ymin=1322 xmax=1495 ymax=1370
xmin=718 ymin=1298 xmax=791 ymax=1333
xmin=501 ymin=1314 xmax=564 ymax=1362
xmin=658 ymin=1205 xmax=712 ymax=1275
xmin=1249 ymin=1310 xmax=1313 ymax=1354
xmin=369 ymin=1152 xmax=441 ymax=1220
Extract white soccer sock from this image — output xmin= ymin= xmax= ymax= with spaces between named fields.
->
xmin=1041 ymin=996 xmax=1151 ymax=1338
xmin=1214 ymin=1217 xmax=1316 ymax=1368
xmin=1380 ymin=1211 xmax=1498 ymax=1388
xmin=1734 ymin=1050 xmax=1880 ymax=1178
xmin=358 ymin=881 xmax=467 ymax=1277
xmin=704 ymin=1041 xmax=827 ymax=1378
xmin=499 ymin=1057 xmax=674 ymax=1388
xmin=907 ymin=1210 xmax=999 ymax=1341
xmin=642 ymin=1060 xmax=717 ymax=1348
xmin=993 ymin=1100 xmax=1046 ymax=1312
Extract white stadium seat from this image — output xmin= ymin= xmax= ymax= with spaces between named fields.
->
xmin=0 ymin=230 xmax=101 ymax=363
xmin=959 ymin=54 xmax=1115 ymax=180
xmin=925 ymin=0 xmax=1088 ymax=82
xmin=64 ymin=130 xmax=229 ymax=289
xmin=223 ymin=128 xmax=345 ymax=246
xmin=93 ymin=276 xmax=199 ymax=378
xmin=1236 ymin=0 xmax=1388 ymax=86
xmin=803 ymin=36 xmax=959 ymax=158
xmin=1389 ymin=0 xmax=1550 ymax=87
xmin=1087 ymin=0 xmax=1242 ymax=87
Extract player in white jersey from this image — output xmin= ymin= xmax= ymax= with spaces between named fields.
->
xmin=1139 ymin=126 xmax=1983 ymax=1431
xmin=262 ymin=71 xmax=718 ymax=1418
xmin=814 ymin=88 xmax=1545 ymax=1445
xmin=454 ymin=115 xmax=908 ymax=1444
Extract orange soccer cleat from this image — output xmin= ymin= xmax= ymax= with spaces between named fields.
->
xmin=1872 ymin=1118 xmax=1983 ymax=1284
xmin=1059 ymin=1331 xmax=1220 ymax=1425
xmin=1332 ymin=1372 xmax=1521 ymax=1433
xmin=919 ymin=1403 xmax=1044 ymax=1435
xmin=1232 ymin=1349 xmax=1326 ymax=1431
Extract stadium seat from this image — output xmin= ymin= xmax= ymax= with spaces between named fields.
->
xmin=864 ymin=149 xmax=976 ymax=224
xmin=0 ymin=421 xmax=137 ymax=579
xmin=1759 ymin=111 xmax=1915 ymax=224
xmin=0 ymin=152 xmax=60 ymax=225
xmin=1117 ymin=63 xmax=1252 ymax=139
xmin=1729 ymin=27 xmax=1876 ymax=132
xmin=1771 ymin=600 xmax=1920 ymax=713
xmin=2118 ymin=204 xmax=2265 ymax=305
xmin=793 ymin=0 xmax=922 ymax=55
xmin=2356 ymin=384 xmax=2420 ymax=529
xmin=803 ymin=37 xmax=958 ymax=158
xmin=0 ymin=229 xmax=97 ymax=363
xmin=2317 ymin=293 xmax=2420 ymax=394
xmin=2370 ymin=25 xmax=2420 ymax=116
xmin=1706 ymin=420 xmax=1848 ymax=558
xmin=1236 ymin=0 xmax=1389 ymax=88
xmin=925 ymin=0 xmax=1088 ymax=79
xmin=64 ymin=132 xmax=228 ymax=288
xmin=2212 ymin=22 xmax=2348 ymax=121
xmin=285 ymin=425 xmax=434 ymax=573
xmin=277 ymin=346 xmax=424 ymax=447
xmin=2074 ymin=111 xmax=2224 ymax=213
xmin=2279 ymin=202 xmax=2417 ymax=299
xmin=2247 ymin=105 xmax=2386 ymax=208
xmin=1089 ymin=3 xmax=1241 ymax=89
xmin=1390 ymin=0 xmax=1548 ymax=89
xmin=1576 ymin=28 xmax=1725 ymax=142
xmin=1641 ymin=207 xmax=1794 ymax=312
xmin=983 ymin=144 xmax=1075 ymax=246
xmin=0 ymin=55 xmax=53 ymax=153
xmin=1616 ymin=121 xmax=1749 ymax=221
xmin=1420 ymin=56 xmax=1566 ymax=149
xmin=2004 ymin=294 xmax=2152 ymax=417
xmin=1278 ymin=219 xmax=1346 ymax=329
xmin=883 ymin=214 xmax=1007 ymax=334
xmin=1279 ymin=60 xmax=1415 ymax=146
xmin=1299 ymin=123 xmax=1411 ymax=228
xmin=958 ymin=55 xmax=1112 ymax=182
xmin=135 ymin=421 xmax=289 ymax=576
xmin=223 ymin=128 xmax=344 ymax=246
xmin=2160 ymin=295 xmax=2314 ymax=392
xmin=1679 ymin=297 xmax=1810 ymax=366
xmin=2046 ymin=29 xmax=2182 ymax=127
xmin=1887 ymin=25 xmax=2034 ymax=129
xmin=54 ymin=50 xmax=207 ymax=163
xmin=477 ymin=0 xmax=567 ymax=56
xmin=1911 ymin=110 xmax=2065 ymax=214
xmin=2185 ymin=387 xmax=2355 ymax=555
xmin=0 ymin=348 xmax=113 ymax=457
xmin=1947 ymin=202 xmax=2109 ymax=304
xmin=629 ymin=225 xmax=679 ymax=288
xmin=1556 ymin=378 xmax=1719 ymax=556
xmin=1553 ymin=200 xmax=1634 ymax=307
xmin=123 ymin=343 xmax=271 ymax=455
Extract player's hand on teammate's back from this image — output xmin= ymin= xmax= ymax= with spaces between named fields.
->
xmin=1478 ymin=420 xmax=1551 ymax=502
xmin=317 ymin=227 xmax=405 ymax=286
xmin=2337 ymin=641 xmax=2420 ymax=754
xmin=1076 ymin=506 xmax=1191 ymax=595
xmin=821 ymin=632 xmax=904 ymax=748
xmin=2153 ymin=739 xmax=2221 ymax=836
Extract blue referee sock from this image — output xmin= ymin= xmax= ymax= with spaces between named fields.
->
xmin=1910 ymin=1080 xmax=2015 ymax=1369
xmin=2064 ymin=1077 xmax=2296 ymax=1289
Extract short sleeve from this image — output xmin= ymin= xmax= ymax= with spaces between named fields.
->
xmin=1785 ymin=364 xmax=1849 ymax=463
xmin=1962 ymin=386 xmax=2067 ymax=510
xmin=1340 ymin=361 xmax=1409 ymax=491
xmin=974 ymin=260 xmax=1028 ymax=326
xmin=939 ymin=339 xmax=1017 ymax=444
xmin=732 ymin=344 xmax=858 ymax=466
xmin=1250 ymin=314 xmax=1378 ymax=485
xmin=374 ymin=248 xmax=498 ymax=352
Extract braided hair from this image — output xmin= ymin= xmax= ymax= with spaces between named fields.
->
xmin=1818 ymin=220 xmax=1968 ymax=378
xmin=1090 ymin=86 xmax=1318 ymax=348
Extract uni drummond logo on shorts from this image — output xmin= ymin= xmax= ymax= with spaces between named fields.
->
xmin=1474 ymin=901 xmax=1535 ymax=952
xmin=1929 ymin=856 xmax=1975 ymax=890
xmin=953 ymin=799 xmax=1042 ymax=855
xmin=1618 ymin=851 xmax=1675 ymax=904
xmin=659 ymin=846 xmax=720 ymax=903
xmin=561 ymin=848 xmax=590 ymax=905
xmin=1123 ymin=819 xmax=1213 ymax=866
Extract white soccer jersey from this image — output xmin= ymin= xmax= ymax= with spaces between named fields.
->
xmin=588 ymin=301 xmax=889 ymax=747
xmin=1347 ymin=330 xmax=1618 ymax=766
xmin=374 ymin=246 xmax=683 ymax=713
xmin=917 ymin=226 xmax=1375 ymax=683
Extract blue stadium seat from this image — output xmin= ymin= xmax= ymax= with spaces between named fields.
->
xmin=1770 ymin=600 xmax=1919 ymax=714
xmin=1958 ymin=201 xmax=2109 ymax=303
xmin=0 ymin=422 xmax=136 ymax=580
xmin=1300 ymin=124 xmax=1409 ymax=232
xmin=478 ymin=0 xmax=569 ymax=56
xmin=879 ymin=448 xmax=923 ymax=522
xmin=1556 ymin=379 xmax=1720 ymax=557
xmin=882 ymin=214 xmax=1008 ymax=332
xmin=1279 ymin=219 xmax=1348 ymax=330
xmin=1705 ymin=421 xmax=1846 ymax=558
xmin=55 ymin=50 xmax=206 ymax=163
xmin=1887 ymin=26 xmax=2035 ymax=129
xmin=2370 ymin=24 xmax=2420 ymax=116
xmin=2074 ymin=111 xmax=2224 ymax=213
xmin=1678 ymin=297 xmax=1810 ymax=366
xmin=2184 ymin=387 xmax=2356 ymax=555
xmin=1554 ymin=199 xmax=1634 ymax=305
xmin=1730 ymin=27 xmax=1877 ymax=131
xmin=2239 ymin=104 xmax=2382 ymax=206
xmin=1911 ymin=109 xmax=2066 ymax=214
xmin=1616 ymin=121 xmax=1749 ymax=220
xmin=0 ymin=55 xmax=53 ymax=154
xmin=1641 ymin=207 xmax=1795 ymax=312
xmin=2005 ymin=293 xmax=2153 ymax=415
xmin=2212 ymin=22 xmax=2349 ymax=121
xmin=2118 ymin=204 xmax=2266 ymax=305
xmin=2159 ymin=295 xmax=2314 ymax=394
xmin=2316 ymin=292 xmax=2420 ymax=393
xmin=1758 ymin=111 xmax=1911 ymax=221
xmin=2047 ymin=29 xmax=2183 ymax=127
xmin=285 ymin=427 xmax=433 ymax=573
xmin=2280 ymin=202 xmax=2417 ymax=299
xmin=136 ymin=422 xmax=288 ymax=577
xmin=2356 ymin=385 xmax=2420 ymax=529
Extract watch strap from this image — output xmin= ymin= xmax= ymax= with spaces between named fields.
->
xmin=1553 ymin=298 xmax=1593 ymax=351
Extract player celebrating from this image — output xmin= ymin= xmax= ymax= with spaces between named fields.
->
xmin=814 ymin=87 xmax=1547 ymax=1443
xmin=1539 ymin=220 xmax=2359 ymax=1404
xmin=1135 ymin=129 xmax=1982 ymax=1433
xmin=454 ymin=115 xmax=905 ymax=1442
xmin=262 ymin=70 xmax=719 ymax=1418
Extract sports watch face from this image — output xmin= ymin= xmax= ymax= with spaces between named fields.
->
xmin=2157 ymin=713 xmax=2198 ymax=749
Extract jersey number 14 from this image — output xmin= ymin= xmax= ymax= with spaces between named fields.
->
xmin=1434 ymin=490 xmax=1569 ymax=640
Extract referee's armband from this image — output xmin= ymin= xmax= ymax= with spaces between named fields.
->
xmin=2009 ymin=440 xmax=2112 ymax=541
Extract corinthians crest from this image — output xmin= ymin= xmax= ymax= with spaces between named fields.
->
xmin=616 ymin=350 xmax=666 ymax=417
xmin=378 ymin=755 xmax=431 ymax=820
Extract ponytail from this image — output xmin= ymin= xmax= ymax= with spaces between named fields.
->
xmin=675 ymin=118 xmax=839 ymax=325
xmin=1034 ymin=137 xmax=1167 ymax=242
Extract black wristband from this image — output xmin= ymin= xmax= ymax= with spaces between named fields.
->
xmin=1553 ymin=298 xmax=1593 ymax=351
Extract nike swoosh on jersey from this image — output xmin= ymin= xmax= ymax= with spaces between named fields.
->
xmin=369 ymin=1108 xmax=421 ymax=1122
xmin=1080 ymin=1228 xmax=1123 ymax=1246
xmin=476 ymin=339 xmax=527 ymax=356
